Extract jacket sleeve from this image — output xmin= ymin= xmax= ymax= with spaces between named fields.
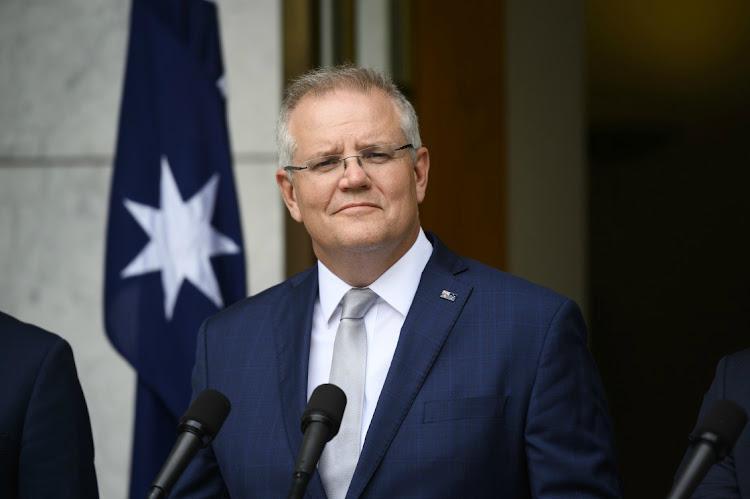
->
xmin=524 ymin=299 xmax=622 ymax=498
xmin=18 ymin=336 xmax=99 ymax=499
xmin=171 ymin=319 xmax=230 ymax=498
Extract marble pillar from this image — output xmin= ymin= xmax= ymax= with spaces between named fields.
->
xmin=0 ymin=1 xmax=283 ymax=497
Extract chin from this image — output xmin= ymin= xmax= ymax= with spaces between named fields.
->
xmin=334 ymin=228 xmax=392 ymax=254
xmin=339 ymin=237 xmax=385 ymax=254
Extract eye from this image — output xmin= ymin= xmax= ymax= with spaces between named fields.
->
xmin=308 ymin=156 xmax=340 ymax=172
xmin=362 ymin=148 xmax=394 ymax=164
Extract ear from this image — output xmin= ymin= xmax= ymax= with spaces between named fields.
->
xmin=413 ymin=146 xmax=430 ymax=204
xmin=276 ymin=169 xmax=303 ymax=222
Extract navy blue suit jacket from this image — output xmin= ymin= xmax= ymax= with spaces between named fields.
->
xmin=678 ymin=348 xmax=750 ymax=498
xmin=0 ymin=311 xmax=98 ymax=498
xmin=173 ymin=233 xmax=621 ymax=497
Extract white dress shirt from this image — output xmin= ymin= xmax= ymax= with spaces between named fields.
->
xmin=307 ymin=229 xmax=433 ymax=449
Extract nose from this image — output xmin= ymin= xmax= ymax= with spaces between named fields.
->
xmin=338 ymin=155 xmax=371 ymax=190
xmin=341 ymin=154 xmax=363 ymax=169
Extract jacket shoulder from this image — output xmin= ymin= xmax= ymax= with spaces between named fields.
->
xmin=455 ymin=255 xmax=572 ymax=312
xmin=426 ymin=231 xmax=571 ymax=308
xmin=725 ymin=348 xmax=750 ymax=367
xmin=721 ymin=348 xmax=750 ymax=397
xmin=204 ymin=266 xmax=316 ymax=327
xmin=0 ymin=311 xmax=69 ymax=366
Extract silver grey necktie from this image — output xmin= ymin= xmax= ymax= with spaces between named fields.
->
xmin=319 ymin=287 xmax=378 ymax=499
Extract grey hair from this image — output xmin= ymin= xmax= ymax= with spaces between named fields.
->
xmin=276 ymin=65 xmax=422 ymax=176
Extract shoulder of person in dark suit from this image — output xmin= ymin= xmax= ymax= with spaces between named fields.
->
xmin=676 ymin=348 xmax=750 ymax=499
xmin=0 ymin=310 xmax=99 ymax=499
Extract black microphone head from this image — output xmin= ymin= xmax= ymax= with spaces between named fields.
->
xmin=179 ymin=389 xmax=231 ymax=444
xmin=694 ymin=399 xmax=748 ymax=459
xmin=301 ymin=384 xmax=346 ymax=441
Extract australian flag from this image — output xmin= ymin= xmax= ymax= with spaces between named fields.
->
xmin=104 ymin=1 xmax=246 ymax=497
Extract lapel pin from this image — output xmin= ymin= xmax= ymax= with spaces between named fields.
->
xmin=440 ymin=290 xmax=457 ymax=302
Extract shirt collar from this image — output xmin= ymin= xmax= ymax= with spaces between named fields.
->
xmin=317 ymin=228 xmax=434 ymax=325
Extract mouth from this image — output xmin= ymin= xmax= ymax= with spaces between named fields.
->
xmin=335 ymin=202 xmax=380 ymax=214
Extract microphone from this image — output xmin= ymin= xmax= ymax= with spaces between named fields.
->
xmin=667 ymin=399 xmax=747 ymax=499
xmin=287 ymin=384 xmax=347 ymax=499
xmin=147 ymin=389 xmax=231 ymax=499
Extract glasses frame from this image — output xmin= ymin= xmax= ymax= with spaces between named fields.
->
xmin=283 ymin=143 xmax=414 ymax=172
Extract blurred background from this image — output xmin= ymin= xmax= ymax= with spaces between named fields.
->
xmin=1 ymin=0 xmax=748 ymax=496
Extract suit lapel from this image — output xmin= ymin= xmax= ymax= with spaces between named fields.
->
xmin=348 ymin=235 xmax=473 ymax=498
xmin=273 ymin=267 xmax=328 ymax=498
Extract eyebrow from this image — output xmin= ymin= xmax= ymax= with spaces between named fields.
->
xmin=306 ymin=141 xmax=396 ymax=159
xmin=308 ymin=148 xmax=342 ymax=159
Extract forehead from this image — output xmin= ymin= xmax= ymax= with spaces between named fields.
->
xmin=287 ymin=88 xmax=401 ymax=151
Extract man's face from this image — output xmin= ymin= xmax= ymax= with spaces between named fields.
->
xmin=276 ymin=88 xmax=429 ymax=265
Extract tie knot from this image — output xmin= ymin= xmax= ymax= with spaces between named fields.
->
xmin=340 ymin=287 xmax=378 ymax=320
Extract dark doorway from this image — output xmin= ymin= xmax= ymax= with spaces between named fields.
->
xmin=587 ymin=3 xmax=750 ymax=495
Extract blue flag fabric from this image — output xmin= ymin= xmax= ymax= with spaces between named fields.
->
xmin=104 ymin=1 xmax=246 ymax=497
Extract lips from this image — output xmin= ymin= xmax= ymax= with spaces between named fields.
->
xmin=335 ymin=202 xmax=380 ymax=214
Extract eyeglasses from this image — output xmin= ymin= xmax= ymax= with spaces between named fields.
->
xmin=284 ymin=143 xmax=414 ymax=175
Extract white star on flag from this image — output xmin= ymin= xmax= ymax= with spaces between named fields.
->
xmin=120 ymin=156 xmax=241 ymax=320
xmin=216 ymin=74 xmax=227 ymax=98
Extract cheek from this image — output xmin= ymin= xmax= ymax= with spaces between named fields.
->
xmin=379 ymin=191 xmax=412 ymax=224
xmin=296 ymin=185 xmax=332 ymax=220
xmin=296 ymin=183 xmax=319 ymax=207
xmin=389 ymin=176 xmax=418 ymax=208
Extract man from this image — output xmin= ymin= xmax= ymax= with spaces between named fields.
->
xmin=172 ymin=65 xmax=621 ymax=497
xmin=676 ymin=349 xmax=750 ymax=498
xmin=0 ymin=310 xmax=99 ymax=498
